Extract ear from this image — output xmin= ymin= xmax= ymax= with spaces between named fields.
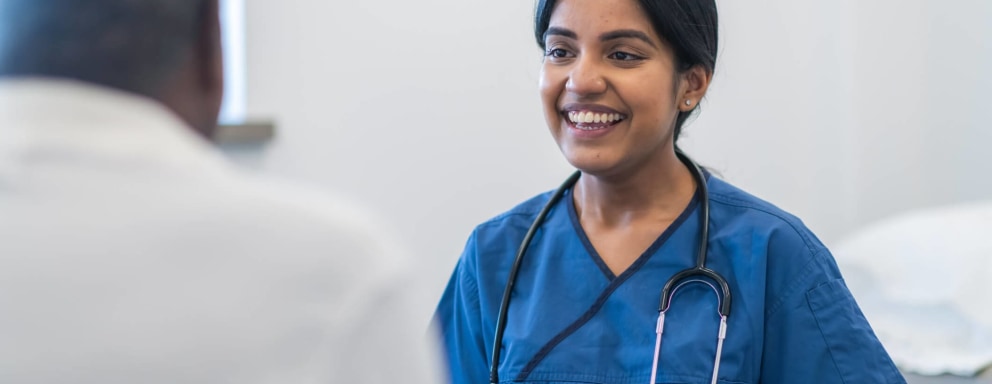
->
xmin=184 ymin=0 xmax=224 ymax=137
xmin=676 ymin=65 xmax=712 ymax=112
xmin=196 ymin=0 xmax=224 ymax=101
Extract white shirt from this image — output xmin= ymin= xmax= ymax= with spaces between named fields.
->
xmin=0 ymin=79 xmax=440 ymax=384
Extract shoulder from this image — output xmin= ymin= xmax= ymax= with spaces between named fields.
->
xmin=237 ymin=174 xmax=392 ymax=238
xmin=171 ymin=171 xmax=411 ymax=287
xmin=0 ymin=160 xmax=423 ymax=381
xmin=479 ymin=190 xmax=556 ymax=227
xmin=240 ymin=173 xmax=404 ymax=255
xmin=470 ymin=189 xmax=557 ymax=238
xmin=199 ymin=174 xmax=425 ymax=338
xmin=706 ymin=176 xmax=842 ymax=315
xmin=706 ymin=175 xmax=827 ymax=257
xmin=454 ymin=189 xmax=559 ymax=271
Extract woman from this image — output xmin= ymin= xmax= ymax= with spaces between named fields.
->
xmin=434 ymin=0 xmax=904 ymax=382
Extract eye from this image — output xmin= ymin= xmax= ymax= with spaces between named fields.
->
xmin=546 ymin=48 xmax=571 ymax=59
xmin=608 ymin=51 xmax=644 ymax=61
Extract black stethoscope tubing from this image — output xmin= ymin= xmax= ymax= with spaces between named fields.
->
xmin=489 ymin=151 xmax=732 ymax=384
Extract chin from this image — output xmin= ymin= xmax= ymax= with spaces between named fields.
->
xmin=561 ymin=149 xmax=623 ymax=177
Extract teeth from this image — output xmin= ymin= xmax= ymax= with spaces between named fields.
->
xmin=567 ymin=111 xmax=625 ymax=124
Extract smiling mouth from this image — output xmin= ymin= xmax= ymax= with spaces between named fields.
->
xmin=564 ymin=111 xmax=627 ymax=130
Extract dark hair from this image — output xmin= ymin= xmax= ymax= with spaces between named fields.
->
xmin=534 ymin=0 xmax=718 ymax=145
xmin=0 ymin=0 xmax=206 ymax=97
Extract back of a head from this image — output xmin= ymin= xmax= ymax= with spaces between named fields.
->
xmin=0 ymin=0 xmax=203 ymax=97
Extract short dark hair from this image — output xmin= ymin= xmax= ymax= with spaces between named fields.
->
xmin=534 ymin=0 xmax=719 ymax=145
xmin=0 ymin=0 xmax=205 ymax=96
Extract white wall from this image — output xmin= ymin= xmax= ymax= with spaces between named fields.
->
xmin=237 ymin=0 xmax=992 ymax=304
xmin=219 ymin=0 xmax=247 ymax=124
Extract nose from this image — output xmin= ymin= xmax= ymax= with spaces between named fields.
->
xmin=565 ymin=55 xmax=607 ymax=96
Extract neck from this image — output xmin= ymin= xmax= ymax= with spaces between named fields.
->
xmin=573 ymin=149 xmax=697 ymax=227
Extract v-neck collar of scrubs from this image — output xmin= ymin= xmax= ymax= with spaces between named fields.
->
xmin=566 ymin=185 xmax=703 ymax=281
xmin=511 ymin=186 xmax=703 ymax=381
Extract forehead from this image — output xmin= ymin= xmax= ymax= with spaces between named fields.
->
xmin=548 ymin=0 xmax=656 ymax=38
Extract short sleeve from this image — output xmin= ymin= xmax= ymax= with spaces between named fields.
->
xmin=761 ymin=251 xmax=905 ymax=383
xmin=433 ymin=231 xmax=491 ymax=384
xmin=806 ymin=278 xmax=904 ymax=383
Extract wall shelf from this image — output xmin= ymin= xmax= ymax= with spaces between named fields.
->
xmin=213 ymin=121 xmax=276 ymax=145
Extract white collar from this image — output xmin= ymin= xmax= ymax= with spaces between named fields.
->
xmin=0 ymin=78 xmax=231 ymax=175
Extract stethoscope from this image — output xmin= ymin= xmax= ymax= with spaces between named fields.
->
xmin=489 ymin=151 xmax=732 ymax=384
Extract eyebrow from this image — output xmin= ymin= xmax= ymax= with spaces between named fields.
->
xmin=544 ymin=27 xmax=657 ymax=48
xmin=544 ymin=27 xmax=577 ymax=40
xmin=599 ymin=29 xmax=657 ymax=48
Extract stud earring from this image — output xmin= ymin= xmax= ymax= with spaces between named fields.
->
xmin=685 ymin=99 xmax=692 ymax=106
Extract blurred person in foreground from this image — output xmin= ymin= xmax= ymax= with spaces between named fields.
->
xmin=0 ymin=0 xmax=438 ymax=382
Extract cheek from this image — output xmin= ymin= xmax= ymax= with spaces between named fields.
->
xmin=538 ymin=67 xmax=559 ymax=104
xmin=539 ymin=66 xmax=566 ymax=121
xmin=621 ymin=75 xmax=678 ymax=127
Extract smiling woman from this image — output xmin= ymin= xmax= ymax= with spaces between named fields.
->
xmin=432 ymin=0 xmax=906 ymax=383
xmin=537 ymin=0 xmax=707 ymax=272
xmin=536 ymin=0 xmax=716 ymax=156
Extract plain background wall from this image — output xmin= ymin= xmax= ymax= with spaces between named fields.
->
xmin=234 ymin=0 xmax=991 ymax=318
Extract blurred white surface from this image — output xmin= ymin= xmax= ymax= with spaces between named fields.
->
xmin=835 ymin=202 xmax=992 ymax=376
xmin=905 ymin=373 xmax=992 ymax=384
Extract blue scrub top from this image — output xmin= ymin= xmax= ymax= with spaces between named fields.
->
xmin=434 ymin=175 xmax=905 ymax=384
